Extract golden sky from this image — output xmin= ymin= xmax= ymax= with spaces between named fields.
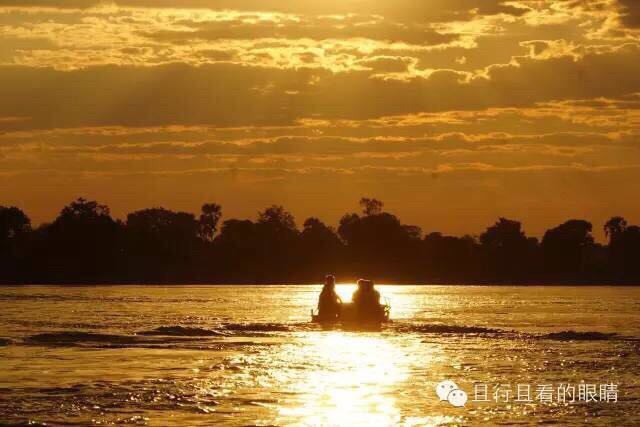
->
xmin=1 ymin=0 xmax=639 ymax=240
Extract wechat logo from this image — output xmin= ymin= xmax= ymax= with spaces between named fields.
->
xmin=436 ymin=380 xmax=468 ymax=407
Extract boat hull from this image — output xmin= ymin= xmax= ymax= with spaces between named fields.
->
xmin=311 ymin=302 xmax=390 ymax=325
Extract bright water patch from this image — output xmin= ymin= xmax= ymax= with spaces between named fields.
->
xmin=0 ymin=285 xmax=639 ymax=426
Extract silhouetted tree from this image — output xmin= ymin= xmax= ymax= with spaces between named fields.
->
xmin=616 ymin=226 xmax=640 ymax=279
xmin=339 ymin=200 xmax=422 ymax=279
xmin=301 ymin=218 xmax=342 ymax=249
xmin=2 ymin=197 xmax=640 ymax=284
xmin=542 ymin=219 xmax=594 ymax=279
xmin=359 ymin=198 xmax=384 ymax=216
xmin=480 ymin=218 xmax=539 ymax=281
xmin=605 ymin=216 xmax=640 ymax=280
xmin=605 ymin=216 xmax=627 ymax=244
xmin=0 ymin=206 xmax=31 ymax=240
xmin=199 ymin=203 xmax=222 ymax=242
xmin=126 ymin=207 xmax=199 ymax=280
xmin=216 ymin=219 xmax=257 ymax=249
xmin=257 ymin=205 xmax=296 ymax=232
xmin=0 ymin=206 xmax=32 ymax=281
xmin=255 ymin=205 xmax=300 ymax=281
xmin=33 ymin=198 xmax=123 ymax=282
xmin=212 ymin=206 xmax=301 ymax=282
xmin=127 ymin=208 xmax=199 ymax=250
xmin=299 ymin=217 xmax=344 ymax=276
xmin=423 ymin=232 xmax=480 ymax=281
xmin=213 ymin=219 xmax=259 ymax=281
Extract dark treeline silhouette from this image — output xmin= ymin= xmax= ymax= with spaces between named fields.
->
xmin=1 ymin=197 xmax=639 ymax=284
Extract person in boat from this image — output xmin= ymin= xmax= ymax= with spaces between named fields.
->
xmin=352 ymin=279 xmax=383 ymax=320
xmin=317 ymin=275 xmax=342 ymax=320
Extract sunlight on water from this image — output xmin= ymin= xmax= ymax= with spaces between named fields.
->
xmin=334 ymin=283 xmax=397 ymax=303
xmin=334 ymin=283 xmax=358 ymax=303
xmin=1 ymin=285 xmax=639 ymax=426
xmin=279 ymin=332 xmax=409 ymax=426
xmin=333 ymin=284 xmax=411 ymax=320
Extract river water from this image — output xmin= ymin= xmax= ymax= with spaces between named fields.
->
xmin=0 ymin=285 xmax=639 ymax=426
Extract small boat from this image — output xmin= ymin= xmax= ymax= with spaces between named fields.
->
xmin=311 ymin=300 xmax=391 ymax=325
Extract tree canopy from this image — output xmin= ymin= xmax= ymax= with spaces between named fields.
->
xmin=1 ymin=198 xmax=639 ymax=284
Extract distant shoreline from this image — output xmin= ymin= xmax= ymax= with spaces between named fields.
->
xmin=4 ymin=199 xmax=640 ymax=286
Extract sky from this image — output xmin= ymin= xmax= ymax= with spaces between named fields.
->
xmin=1 ymin=0 xmax=639 ymax=240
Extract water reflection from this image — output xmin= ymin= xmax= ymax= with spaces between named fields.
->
xmin=332 ymin=284 xmax=416 ymax=321
xmin=279 ymin=332 xmax=409 ymax=426
xmin=2 ymin=286 xmax=639 ymax=426
xmin=334 ymin=284 xmax=358 ymax=303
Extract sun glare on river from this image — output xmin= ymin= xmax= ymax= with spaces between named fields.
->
xmin=332 ymin=283 xmax=398 ymax=303
xmin=334 ymin=283 xmax=358 ymax=303
xmin=279 ymin=332 xmax=408 ymax=425
xmin=331 ymin=283 xmax=403 ymax=317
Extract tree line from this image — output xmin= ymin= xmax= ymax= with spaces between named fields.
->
xmin=1 ymin=197 xmax=639 ymax=284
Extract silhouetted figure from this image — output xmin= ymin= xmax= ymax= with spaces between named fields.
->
xmin=317 ymin=275 xmax=342 ymax=320
xmin=352 ymin=279 xmax=382 ymax=320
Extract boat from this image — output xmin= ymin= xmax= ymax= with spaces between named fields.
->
xmin=311 ymin=300 xmax=391 ymax=324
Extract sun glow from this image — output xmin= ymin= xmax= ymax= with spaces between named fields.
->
xmin=278 ymin=332 xmax=408 ymax=426
xmin=334 ymin=283 xmax=358 ymax=303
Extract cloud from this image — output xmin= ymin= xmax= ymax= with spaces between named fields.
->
xmin=0 ymin=1 xmax=530 ymax=20
xmin=148 ymin=14 xmax=460 ymax=45
xmin=0 ymin=7 xmax=472 ymax=71
xmin=1 ymin=0 xmax=639 ymax=238
xmin=3 ymin=45 xmax=640 ymax=129
xmin=617 ymin=0 xmax=640 ymax=28
xmin=0 ymin=40 xmax=636 ymax=131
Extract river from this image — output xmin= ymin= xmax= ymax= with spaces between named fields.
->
xmin=0 ymin=285 xmax=639 ymax=426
